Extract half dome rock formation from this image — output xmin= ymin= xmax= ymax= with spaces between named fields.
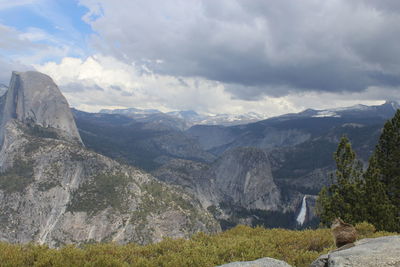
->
xmin=0 ymin=71 xmax=82 ymax=147
xmin=0 ymin=71 xmax=219 ymax=247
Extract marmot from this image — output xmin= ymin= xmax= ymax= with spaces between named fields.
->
xmin=331 ymin=218 xmax=357 ymax=248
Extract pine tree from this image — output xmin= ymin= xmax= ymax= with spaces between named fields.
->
xmin=363 ymin=155 xmax=399 ymax=231
xmin=372 ymin=110 xmax=400 ymax=210
xmin=317 ymin=185 xmax=336 ymax=226
xmin=317 ymin=136 xmax=365 ymax=225
xmin=362 ymin=110 xmax=400 ymax=231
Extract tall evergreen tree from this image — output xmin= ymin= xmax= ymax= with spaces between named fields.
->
xmin=363 ymin=155 xmax=399 ymax=231
xmin=372 ymin=110 xmax=400 ymax=210
xmin=317 ymin=136 xmax=365 ymax=225
xmin=362 ymin=109 xmax=400 ymax=231
xmin=317 ymin=186 xmax=333 ymax=226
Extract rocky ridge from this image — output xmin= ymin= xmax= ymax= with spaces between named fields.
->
xmin=0 ymin=71 xmax=219 ymax=247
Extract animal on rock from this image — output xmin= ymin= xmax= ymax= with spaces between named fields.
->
xmin=331 ymin=218 xmax=357 ymax=248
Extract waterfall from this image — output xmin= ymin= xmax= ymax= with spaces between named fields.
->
xmin=296 ymin=195 xmax=307 ymax=225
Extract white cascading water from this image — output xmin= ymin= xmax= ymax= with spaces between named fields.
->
xmin=296 ymin=195 xmax=307 ymax=225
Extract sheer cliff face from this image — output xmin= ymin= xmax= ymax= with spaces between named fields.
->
xmin=0 ymin=71 xmax=82 ymax=146
xmin=0 ymin=71 xmax=219 ymax=247
xmin=155 ymin=147 xmax=283 ymax=213
xmin=209 ymin=147 xmax=281 ymax=210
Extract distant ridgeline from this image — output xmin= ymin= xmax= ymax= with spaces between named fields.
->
xmin=73 ymin=90 xmax=400 ymax=230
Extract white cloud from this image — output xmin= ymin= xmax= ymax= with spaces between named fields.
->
xmin=34 ymin=55 xmax=298 ymax=115
xmin=0 ymin=24 xmax=43 ymax=52
xmin=34 ymin=55 xmax=230 ymax=113
xmin=34 ymin=54 xmax=395 ymax=116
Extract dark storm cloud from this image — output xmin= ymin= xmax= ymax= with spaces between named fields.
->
xmin=360 ymin=0 xmax=400 ymax=13
xmin=82 ymin=0 xmax=400 ymax=98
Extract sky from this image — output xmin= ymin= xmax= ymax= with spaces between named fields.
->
xmin=0 ymin=0 xmax=400 ymax=116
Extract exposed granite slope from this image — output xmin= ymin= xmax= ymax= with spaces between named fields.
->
xmin=0 ymin=71 xmax=219 ymax=247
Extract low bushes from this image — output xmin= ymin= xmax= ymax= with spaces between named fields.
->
xmin=0 ymin=223 xmax=395 ymax=267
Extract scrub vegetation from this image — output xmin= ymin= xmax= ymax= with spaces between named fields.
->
xmin=0 ymin=223 xmax=394 ymax=267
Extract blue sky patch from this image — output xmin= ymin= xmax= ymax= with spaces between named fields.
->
xmin=0 ymin=0 xmax=96 ymax=62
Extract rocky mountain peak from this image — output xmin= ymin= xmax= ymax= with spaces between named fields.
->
xmin=383 ymin=100 xmax=400 ymax=110
xmin=0 ymin=71 xmax=82 ymax=146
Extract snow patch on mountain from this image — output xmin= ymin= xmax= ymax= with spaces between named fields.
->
xmin=100 ymin=108 xmax=267 ymax=127
xmin=312 ymin=111 xmax=340 ymax=118
xmin=330 ymin=104 xmax=370 ymax=112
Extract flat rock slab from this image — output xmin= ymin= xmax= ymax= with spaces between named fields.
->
xmin=311 ymin=235 xmax=400 ymax=267
xmin=216 ymin=257 xmax=292 ymax=267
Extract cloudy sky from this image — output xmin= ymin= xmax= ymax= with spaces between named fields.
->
xmin=0 ymin=0 xmax=399 ymax=116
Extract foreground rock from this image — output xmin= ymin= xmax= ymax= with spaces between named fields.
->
xmin=311 ymin=235 xmax=400 ymax=267
xmin=216 ymin=257 xmax=292 ymax=267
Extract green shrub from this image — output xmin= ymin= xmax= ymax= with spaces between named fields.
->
xmin=26 ymin=125 xmax=58 ymax=139
xmin=67 ymin=173 xmax=129 ymax=215
xmin=0 ymin=159 xmax=34 ymax=193
xmin=355 ymin=222 xmax=376 ymax=238
xmin=0 ymin=225 xmax=396 ymax=267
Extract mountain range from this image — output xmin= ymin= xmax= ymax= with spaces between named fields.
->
xmin=100 ymin=107 xmax=267 ymax=129
xmin=75 ymin=94 xmax=400 ymax=229
xmin=1 ymin=71 xmax=399 ymax=244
